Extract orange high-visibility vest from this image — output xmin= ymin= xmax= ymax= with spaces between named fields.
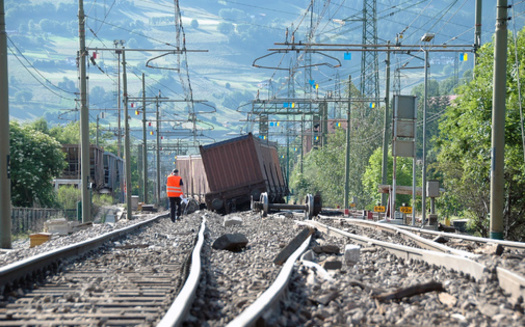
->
xmin=167 ymin=175 xmax=183 ymax=197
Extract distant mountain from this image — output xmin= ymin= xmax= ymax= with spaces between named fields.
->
xmin=4 ymin=0 xmax=519 ymax=144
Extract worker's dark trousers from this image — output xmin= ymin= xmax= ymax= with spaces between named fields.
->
xmin=169 ymin=197 xmax=182 ymax=221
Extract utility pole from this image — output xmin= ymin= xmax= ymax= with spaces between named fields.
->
xmin=421 ymin=49 xmax=429 ymax=225
xmin=300 ymin=114 xmax=304 ymax=173
xmin=79 ymin=0 xmax=91 ymax=223
xmin=490 ymin=0 xmax=507 ymax=240
xmin=381 ymin=43 xmax=391 ymax=207
xmin=344 ymin=75 xmax=352 ymax=214
xmin=121 ymin=50 xmax=132 ymax=220
xmin=420 ymin=32 xmax=435 ymax=225
xmin=142 ymin=74 xmax=148 ymax=204
xmin=0 ymin=0 xmax=12 ymax=248
xmin=156 ymin=95 xmax=161 ymax=207
xmin=114 ymin=40 xmax=124 ymax=159
xmin=474 ymin=0 xmax=482 ymax=66
xmin=96 ymin=115 xmax=100 ymax=147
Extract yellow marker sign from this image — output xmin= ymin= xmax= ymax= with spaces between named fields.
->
xmin=374 ymin=206 xmax=386 ymax=213
xmin=350 ymin=203 xmax=356 ymax=208
xmin=400 ymin=206 xmax=412 ymax=214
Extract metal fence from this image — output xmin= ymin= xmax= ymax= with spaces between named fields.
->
xmin=11 ymin=207 xmax=77 ymax=235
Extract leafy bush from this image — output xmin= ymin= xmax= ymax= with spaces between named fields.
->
xmin=57 ymin=185 xmax=80 ymax=210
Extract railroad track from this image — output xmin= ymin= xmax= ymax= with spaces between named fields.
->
xmin=0 ymin=210 xmax=313 ymax=326
xmin=316 ymin=215 xmax=525 ymax=302
xmin=284 ymin=218 xmax=524 ymax=326
xmin=1 ymin=210 xmax=523 ymax=326
xmin=0 ymin=212 xmax=202 ymax=326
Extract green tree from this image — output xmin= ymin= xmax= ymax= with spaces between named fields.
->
xmin=435 ymin=28 xmax=525 ymax=240
xmin=49 ymin=121 xmax=80 ymax=144
xmin=29 ymin=117 xmax=50 ymax=134
xmin=289 ymin=82 xmax=384 ymax=209
xmin=362 ymin=147 xmax=416 ymax=210
xmin=411 ymin=79 xmax=440 ymax=98
xmin=10 ymin=122 xmax=67 ymax=207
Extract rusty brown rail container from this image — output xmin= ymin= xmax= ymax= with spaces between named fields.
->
xmin=176 ymin=154 xmax=209 ymax=204
xmin=199 ymin=133 xmax=288 ymax=213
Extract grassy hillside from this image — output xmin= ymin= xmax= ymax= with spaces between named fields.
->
xmin=4 ymin=0 xmax=518 ymax=146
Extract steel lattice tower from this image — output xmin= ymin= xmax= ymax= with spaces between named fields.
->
xmin=360 ymin=0 xmax=379 ymax=101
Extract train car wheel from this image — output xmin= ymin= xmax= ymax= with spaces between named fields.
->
xmin=260 ymin=193 xmax=269 ymax=217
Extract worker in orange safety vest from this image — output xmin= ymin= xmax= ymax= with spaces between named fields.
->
xmin=166 ymin=169 xmax=184 ymax=222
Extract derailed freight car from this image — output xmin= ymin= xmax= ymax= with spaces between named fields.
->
xmin=176 ymin=154 xmax=209 ymax=204
xmin=199 ymin=133 xmax=289 ymax=213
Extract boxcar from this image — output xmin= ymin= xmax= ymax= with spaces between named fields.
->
xmin=176 ymin=154 xmax=209 ymax=204
xmin=199 ymin=133 xmax=288 ymax=213
xmin=61 ymin=144 xmax=104 ymax=190
xmin=101 ymin=152 xmax=124 ymax=199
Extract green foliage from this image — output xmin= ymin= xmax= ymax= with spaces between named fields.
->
xmin=411 ymin=79 xmax=440 ymax=98
xmin=57 ymin=186 xmax=113 ymax=219
xmin=29 ymin=117 xmax=50 ymax=134
xmin=290 ymin=103 xmax=384 ymax=208
xmin=362 ymin=147 xmax=416 ymax=210
xmin=10 ymin=121 xmax=66 ymax=207
xmin=435 ymin=28 xmax=525 ymax=240
xmin=57 ymin=185 xmax=81 ymax=210
xmin=49 ymin=121 xmax=80 ymax=144
xmin=93 ymin=193 xmax=113 ymax=207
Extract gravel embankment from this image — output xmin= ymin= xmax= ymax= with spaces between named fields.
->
xmin=3 ymin=210 xmax=523 ymax=326
xmin=183 ymin=211 xmax=304 ymax=326
xmin=1 ymin=212 xmax=167 ymax=267
xmin=324 ymin=218 xmax=525 ymax=281
xmin=274 ymin=221 xmax=524 ymax=327
xmin=1 ymin=211 xmax=203 ymax=326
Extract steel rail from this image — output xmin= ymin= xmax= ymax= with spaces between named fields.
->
xmin=389 ymin=222 xmax=525 ymax=251
xmin=299 ymin=220 xmax=525 ymax=305
xmin=157 ymin=216 xmax=207 ymax=327
xmin=0 ymin=213 xmax=168 ymax=293
xmin=299 ymin=220 xmax=487 ymax=280
xmin=317 ymin=216 xmax=478 ymax=259
xmin=226 ymin=233 xmax=312 ymax=327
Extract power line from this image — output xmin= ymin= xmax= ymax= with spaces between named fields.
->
xmin=7 ymin=37 xmax=76 ymax=100
xmin=86 ymin=15 xmax=180 ymax=48
xmin=86 ymin=0 xmax=117 ymax=48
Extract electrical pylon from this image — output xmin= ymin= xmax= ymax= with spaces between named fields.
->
xmin=360 ymin=0 xmax=379 ymax=102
